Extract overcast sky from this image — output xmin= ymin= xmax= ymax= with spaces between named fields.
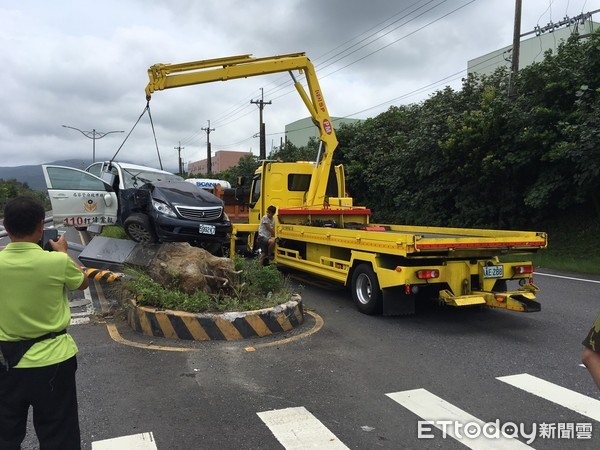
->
xmin=1 ymin=0 xmax=596 ymax=172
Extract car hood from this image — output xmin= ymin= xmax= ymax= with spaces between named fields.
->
xmin=145 ymin=181 xmax=224 ymax=207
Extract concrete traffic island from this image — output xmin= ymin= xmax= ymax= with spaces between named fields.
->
xmin=80 ymin=240 xmax=304 ymax=341
xmin=127 ymin=294 xmax=304 ymax=341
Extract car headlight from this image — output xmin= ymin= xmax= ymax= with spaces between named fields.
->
xmin=152 ymin=199 xmax=177 ymax=218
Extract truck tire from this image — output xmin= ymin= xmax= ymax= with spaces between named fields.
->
xmin=351 ymin=264 xmax=383 ymax=315
xmin=124 ymin=214 xmax=158 ymax=244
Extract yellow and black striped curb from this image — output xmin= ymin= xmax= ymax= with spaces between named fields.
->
xmin=127 ymin=295 xmax=304 ymax=341
xmin=82 ymin=267 xmax=126 ymax=283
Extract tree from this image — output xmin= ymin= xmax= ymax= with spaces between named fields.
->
xmin=268 ymin=138 xmax=320 ymax=162
xmin=0 ymin=179 xmax=50 ymax=211
xmin=216 ymin=154 xmax=260 ymax=188
xmin=516 ymin=30 xmax=600 ymax=219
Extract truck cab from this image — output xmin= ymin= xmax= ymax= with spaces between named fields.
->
xmin=247 ymin=161 xmax=349 ymax=223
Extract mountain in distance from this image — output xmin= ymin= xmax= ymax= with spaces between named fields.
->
xmin=0 ymin=159 xmax=92 ymax=191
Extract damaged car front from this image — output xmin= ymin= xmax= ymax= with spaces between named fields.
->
xmin=122 ymin=179 xmax=232 ymax=251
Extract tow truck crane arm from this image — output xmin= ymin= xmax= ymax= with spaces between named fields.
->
xmin=145 ymin=53 xmax=338 ymax=207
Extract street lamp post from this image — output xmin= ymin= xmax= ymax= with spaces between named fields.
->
xmin=62 ymin=125 xmax=124 ymax=163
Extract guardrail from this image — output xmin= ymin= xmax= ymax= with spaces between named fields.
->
xmin=0 ymin=216 xmax=54 ymax=239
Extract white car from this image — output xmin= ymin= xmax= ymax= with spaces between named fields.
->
xmin=43 ymin=161 xmax=232 ymax=251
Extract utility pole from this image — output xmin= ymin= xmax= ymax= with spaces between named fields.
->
xmin=201 ymin=120 xmax=215 ymax=174
xmin=174 ymin=142 xmax=184 ymax=175
xmin=251 ymin=88 xmax=272 ymax=160
xmin=509 ymin=0 xmax=522 ymax=97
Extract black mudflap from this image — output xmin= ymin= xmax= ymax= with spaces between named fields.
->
xmin=382 ymin=287 xmax=415 ymax=316
xmin=512 ymin=295 xmax=542 ymax=312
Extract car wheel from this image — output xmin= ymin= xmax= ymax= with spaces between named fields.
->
xmin=124 ymin=214 xmax=158 ymax=244
xmin=351 ymin=264 xmax=383 ymax=315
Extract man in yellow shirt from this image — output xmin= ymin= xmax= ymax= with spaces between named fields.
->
xmin=0 ymin=196 xmax=89 ymax=449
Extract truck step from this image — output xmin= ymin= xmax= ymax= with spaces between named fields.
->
xmin=439 ymin=290 xmax=487 ymax=307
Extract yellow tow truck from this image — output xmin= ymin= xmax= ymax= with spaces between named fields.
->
xmin=146 ymin=53 xmax=547 ymax=315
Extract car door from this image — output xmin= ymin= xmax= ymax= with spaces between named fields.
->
xmin=42 ymin=165 xmax=119 ymax=228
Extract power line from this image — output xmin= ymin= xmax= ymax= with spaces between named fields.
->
xmin=183 ymin=0 xmax=479 ymax=153
xmin=182 ymin=1 xmax=454 ymax=144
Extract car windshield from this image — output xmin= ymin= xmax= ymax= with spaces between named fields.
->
xmin=121 ymin=168 xmax=183 ymax=188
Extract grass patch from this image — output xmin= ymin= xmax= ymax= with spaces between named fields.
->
xmin=531 ymin=252 xmax=600 ymax=274
xmin=501 ymin=208 xmax=600 ymax=274
xmin=100 ymin=226 xmax=128 ymax=239
xmin=121 ymin=258 xmax=295 ymax=313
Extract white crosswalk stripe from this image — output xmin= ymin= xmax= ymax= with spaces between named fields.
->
xmin=92 ymin=432 xmax=157 ymax=449
xmin=89 ymin=373 xmax=600 ymax=449
xmin=497 ymin=373 xmax=600 ymax=422
xmin=257 ymin=406 xmax=350 ymax=449
xmin=386 ymin=388 xmax=533 ymax=449
xmin=69 ymin=287 xmax=94 ymax=325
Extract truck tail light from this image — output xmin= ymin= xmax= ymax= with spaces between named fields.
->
xmin=513 ymin=265 xmax=533 ymax=275
xmin=416 ymin=269 xmax=440 ymax=280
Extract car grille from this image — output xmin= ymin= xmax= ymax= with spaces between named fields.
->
xmin=175 ymin=206 xmax=223 ymax=221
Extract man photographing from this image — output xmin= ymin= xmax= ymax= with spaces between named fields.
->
xmin=0 ymin=196 xmax=88 ymax=449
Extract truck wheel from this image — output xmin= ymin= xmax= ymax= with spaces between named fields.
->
xmin=124 ymin=214 xmax=158 ymax=244
xmin=351 ymin=264 xmax=383 ymax=315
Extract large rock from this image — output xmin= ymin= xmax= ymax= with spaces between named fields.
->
xmin=147 ymin=243 xmax=237 ymax=295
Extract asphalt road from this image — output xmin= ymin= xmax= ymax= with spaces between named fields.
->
xmin=6 ymin=228 xmax=600 ymax=449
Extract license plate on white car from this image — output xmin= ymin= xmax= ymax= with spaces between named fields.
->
xmin=483 ymin=265 xmax=504 ymax=278
xmin=199 ymin=224 xmax=216 ymax=235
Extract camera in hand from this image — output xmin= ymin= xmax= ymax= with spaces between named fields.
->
xmin=38 ymin=228 xmax=59 ymax=251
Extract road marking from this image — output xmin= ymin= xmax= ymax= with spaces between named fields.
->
xmin=94 ymin=276 xmax=113 ymax=315
xmin=257 ymin=406 xmax=349 ymax=449
xmin=106 ymin=322 xmax=193 ymax=352
xmin=534 ymin=272 xmax=600 ymax=284
xmin=70 ymin=287 xmax=94 ymax=325
xmin=497 ymin=373 xmax=600 ymax=422
xmin=70 ymin=301 xmax=94 ymax=318
xmin=92 ymin=432 xmax=157 ymax=449
xmin=386 ymin=389 xmax=532 ymax=449
xmin=70 ymin=317 xmax=91 ymax=325
xmin=245 ymin=310 xmax=324 ymax=351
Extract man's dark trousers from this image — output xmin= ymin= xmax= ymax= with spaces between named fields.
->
xmin=0 ymin=356 xmax=80 ymax=450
